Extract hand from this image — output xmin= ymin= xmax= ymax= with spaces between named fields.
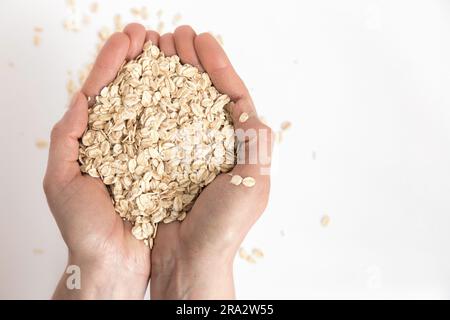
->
xmin=148 ymin=26 xmax=273 ymax=299
xmin=44 ymin=22 xmax=272 ymax=300
xmin=44 ymin=24 xmax=155 ymax=299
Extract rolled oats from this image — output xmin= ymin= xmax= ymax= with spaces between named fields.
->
xmin=90 ymin=2 xmax=99 ymax=14
xmin=239 ymin=112 xmax=249 ymax=123
xmin=172 ymin=13 xmax=182 ymax=26
xmin=239 ymin=247 xmax=248 ymax=260
xmin=35 ymin=139 xmax=49 ymax=149
xmin=239 ymin=247 xmax=264 ymax=264
xmin=79 ymin=41 xmax=236 ymax=246
xmin=251 ymin=248 xmax=264 ymax=258
xmin=280 ymin=121 xmax=291 ymax=130
xmin=33 ymin=34 xmax=41 ymax=47
xmin=230 ymin=174 xmax=243 ymax=186
xmin=321 ymin=215 xmax=330 ymax=227
xmin=157 ymin=21 xmax=165 ymax=34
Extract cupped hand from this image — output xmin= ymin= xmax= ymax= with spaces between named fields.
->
xmin=147 ymin=26 xmax=273 ymax=299
xmin=44 ymin=24 xmax=153 ymax=299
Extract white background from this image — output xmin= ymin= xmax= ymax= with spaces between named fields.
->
xmin=0 ymin=0 xmax=449 ymax=299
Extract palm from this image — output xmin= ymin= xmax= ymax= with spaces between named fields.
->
xmin=150 ymin=27 xmax=272 ymax=266
xmin=49 ymin=174 xmax=150 ymax=275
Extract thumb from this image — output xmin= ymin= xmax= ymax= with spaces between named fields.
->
xmin=44 ymin=92 xmax=88 ymax=192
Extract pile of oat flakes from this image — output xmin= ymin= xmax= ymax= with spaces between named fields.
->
xmin=79 ymin=41 xmax=235 ymax=247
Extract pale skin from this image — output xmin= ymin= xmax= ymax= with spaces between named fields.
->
xmin=44 ymin=23 xmax=273 ymax=300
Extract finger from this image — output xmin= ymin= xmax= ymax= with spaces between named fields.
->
xmin=159 ymin=33 xmax=176 ymax=56
xmin=123 ymin=23 xmax=146 ymax=60
xmin=195 ymin=33 xmax=251 ymax=103
xmin=173 ymin=25 xmax=202 ymax=70
xmin=195 ymin=34 xmax=273 ymax=173
xmin=82 ymin=32 xmax=130 ymax=98
xmin=145 ymin=30 xmax=160 ymax=46
xmin=44 ymin=92 xmax=88 ymax=191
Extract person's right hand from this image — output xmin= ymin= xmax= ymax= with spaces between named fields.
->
xmin=44 ymin=24 xmax=155 ymax=299
xmin=148 ymin=26 xmax=273 ymax=299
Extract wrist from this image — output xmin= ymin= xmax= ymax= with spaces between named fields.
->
xmin=151 ymin=254 xmax=235 ymax=300
xmin=53 ymin=251 xmax=149 ymax=300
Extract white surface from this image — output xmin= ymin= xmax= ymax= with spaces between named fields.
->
xmin=1 ymin=0 xmax=450 ymax=299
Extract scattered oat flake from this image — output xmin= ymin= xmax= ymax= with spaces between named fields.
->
xmin=130 ymin=7 xmax=148 ymax=19
xmin=239 ymin=112 xmax=249 ymax=123
xmin=66 ymin=0 xmax=76 ymax=9
xmin=130 ymin=7 xmax=140 ymax=17
xmin=98 ymin=26 xmax=111 ymax=41
xmin=90 ymin=2 xmax=98 ymax=13
xmin=321 ymin=214 xmax=330 ymax=227
xmin=63 ymin=19 xmax=71 ymax=31
xmin=33 ymin=34 xmax=41 ymax=46
xmin=280 ymin=121 xmax=291 ymax=130
xmin=252 ymin=248 xmax=264 ymax=258
xmin=239 ymin=247 xmax=260 ymax=264
xmin=63 ymin=18 xmax=80 ymax=32
xmin=35 ymin=139 xmax=49 ymax=149
xmin=239 ymin=247 xmax=248 ymax=259
xmin=8 ymin=61 xmax=14 ymax=68
xmin=156 ymin=9 xmax=163 ymax=19
xmin=67 ymin=79 xmax=76 ymax=95
xmin=230 ymin=175 xmax=243 ymax=186
xmin=242 ymin=177 xmax=256 ymax=187
xmin=157 ymin=21 xmax=165 ymax=34
xmin=34 ymin=26 xmax=43 ymax=32
xmin=32 ymin=248 xmax=45 ymax=255
xmin=275 ymin=131 xmax=283 ymax=144
xmin=79 ymin=41 xmax=235 ymax=246
xmin=141 ymin=7 xmax=149 ymax=20
xmin=246 ymin=256 xmax=256 ymax=264
xmin=172 ymin=13 xmax=182 ymax=25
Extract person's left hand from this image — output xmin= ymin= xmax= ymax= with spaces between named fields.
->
xmin=44 ymin=24 xmax=154 ymax=299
